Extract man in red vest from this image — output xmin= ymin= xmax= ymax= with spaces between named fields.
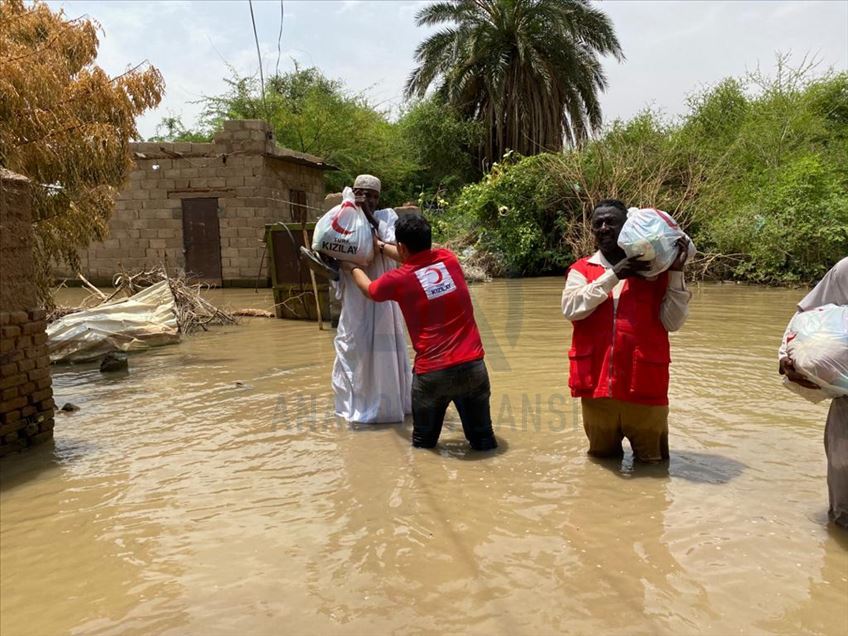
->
xmin=562 ymin=199 xmax=691 ymax=462
xmin=340 ymin=214 xmax=497 ymax=451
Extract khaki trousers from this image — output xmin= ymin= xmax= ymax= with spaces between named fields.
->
xmin=581 ymin=398 xmax=669 ymax=462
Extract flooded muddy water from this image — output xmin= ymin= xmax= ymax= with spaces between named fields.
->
xmin=2 ymin=280 xmax=846 ymax=635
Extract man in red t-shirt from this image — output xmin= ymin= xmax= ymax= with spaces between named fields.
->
xmin=340 ymin=214 xmax=497 ymax=450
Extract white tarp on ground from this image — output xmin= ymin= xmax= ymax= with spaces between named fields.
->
xmin=47 ymin=280 xmax=180 ymax=363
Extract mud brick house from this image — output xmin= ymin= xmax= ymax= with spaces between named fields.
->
xmin=0 ymin=169 xmax=55 ymax=456
xmin=58 ymin=120 xmax=334 ymax=286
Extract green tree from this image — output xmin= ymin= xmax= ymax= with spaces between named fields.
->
xmin=406 ymin=0 xmax=623 ymax=166
xmin=397 ymin=96 xmax=483 ymax=197
xmin=148 ymin=116 xmax=211 ymax=143
xmin=440 ymin=60 xmax=848 ymax=283
xmin=444 ymin=152 xmax=573 ymax=275
xmin=689 ymin=63 xmax=848 ymax=282
xmin=195 ymin=66 xmax=418 ymax=205
xmin=706 ymin=155 xmax=848 ymax=283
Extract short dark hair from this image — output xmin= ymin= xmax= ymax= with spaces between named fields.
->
xmin=594 ymin=199 xmax=628 ymax=214
xmin=395 ymin=214 xmax=432 ymax=253
xmin=592 ymin=198 xmax=628 ymax=221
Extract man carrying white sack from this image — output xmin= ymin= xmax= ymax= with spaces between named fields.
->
xmin=779 ymin=257 xmax=848 ymax=528
xmin=331 ymin=174 xmax=412 ymax=424
xmin=562 ymin=199 xmax=691 ymax=462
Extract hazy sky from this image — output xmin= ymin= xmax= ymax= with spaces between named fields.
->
xmin=47 ymin=0 xmax=848 ymax=140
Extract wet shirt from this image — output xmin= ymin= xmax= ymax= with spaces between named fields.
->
xmin=368 ymin=248 xmax=484 ymax=375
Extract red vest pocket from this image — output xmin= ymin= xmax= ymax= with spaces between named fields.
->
xmin=628 ymin=348 xmax=670 ymax=401
xmin=568 ymin=350 xmax=596 ymax=393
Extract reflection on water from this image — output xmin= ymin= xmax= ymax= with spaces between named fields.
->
xmin=2 ymin=281 xmax=846 ymax=635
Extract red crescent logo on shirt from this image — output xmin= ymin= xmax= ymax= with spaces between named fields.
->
xmin=330 ymin=201 xmax=356 ymax=236
xmin=425 ymin=267 xmax=443 ymax=284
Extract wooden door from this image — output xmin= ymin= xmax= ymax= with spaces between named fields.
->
xmin=181 ymin=198 xmax=222 ymax=285
xmin=289 ymin=189 xmax=307 ymax=223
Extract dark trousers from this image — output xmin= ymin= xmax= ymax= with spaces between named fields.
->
xmin=411 ymin=359 xmax=497 ymax=450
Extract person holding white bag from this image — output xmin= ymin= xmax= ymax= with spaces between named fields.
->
xmin=329 ymin=174 xmax=412 ymax=424
xmin=562 ymin=199 xmax=691 ymax=462
xmin=779 ymin=257 xmax=848 ymax=528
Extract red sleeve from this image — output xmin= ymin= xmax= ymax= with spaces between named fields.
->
xmin=368 ymin=268 xmax=403 ymax=302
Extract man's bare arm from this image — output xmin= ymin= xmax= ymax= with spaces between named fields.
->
xmin=374 ymin=235 xmax=402 ymax=263
xmin=341 ymin=262 xmax=373 ymax=299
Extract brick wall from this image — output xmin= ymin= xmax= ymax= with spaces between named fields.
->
xmin=56 ymin=119 xmax=327 ymax=286
xmin=0 ymin=170 xmax=55 ymax=456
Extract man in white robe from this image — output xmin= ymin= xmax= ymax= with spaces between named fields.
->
xmin=331 ymin=174 xmax=412 ymax=423
xmin=779 ymin=257 xmax=848 ymax=528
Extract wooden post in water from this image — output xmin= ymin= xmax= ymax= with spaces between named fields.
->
xmin=301 ymin=223 xmax=324 ymax=330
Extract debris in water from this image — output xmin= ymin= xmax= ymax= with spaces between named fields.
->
xmin=233 ymin=308 xmax=274 ymax=318
xmin=49 ymin=267 xmax=239 ymax=335
xmin=47 ymin=281 xmax=179 ymax=363
xmin=60 ymin=403 xmax=80 ymax=412
xmin=47 ymin=268 xmax=242 ymax=363
xmin=100 ymin=352 xmax=128 ymax=373
xmin=111 ymin=268 xmax=238 ymax=334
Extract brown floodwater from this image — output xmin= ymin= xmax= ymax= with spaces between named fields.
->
xmin=1 ymin=280 xmax=846 ymax=635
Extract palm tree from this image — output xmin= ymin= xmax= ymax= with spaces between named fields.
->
xmin=406 ymin=0 xmax=623 ymax=166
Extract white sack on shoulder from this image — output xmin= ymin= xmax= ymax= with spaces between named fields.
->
xmin=312 ymin=187 xmax=375 ymax=265
xmin=786 ymin=303 xmax=848 ymax=399
xmin=618 ymin=208 xmax=696 ymax=277
xmin=47 ymin=280 xmax=180 ymax=363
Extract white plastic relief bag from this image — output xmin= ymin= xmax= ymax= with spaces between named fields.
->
xmin=618 ymin=208 xmax=696 ymax=277
xmin=312 ymin=187 xmax=374 ymax=265
xmin=785 ymin=304 xmax=848 ymax=399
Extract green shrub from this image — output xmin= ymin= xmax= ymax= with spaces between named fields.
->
xmin=441 ymin=62 xmax=848 ymax=283
xmin=704 ymin=155 xmax=848 ymax=282
xmin=444 ymin=153 xmax=574 ymax=276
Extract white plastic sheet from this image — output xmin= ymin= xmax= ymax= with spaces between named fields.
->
xmin=47 ymin=280 xmax=180 ymax=363
xmin=785 ymin=303 xmax=848 ymax=399
xmin=618 ymin=208 xmax=696 ymax=277
xmin=312 ymin=187 xmax=375 ymax=265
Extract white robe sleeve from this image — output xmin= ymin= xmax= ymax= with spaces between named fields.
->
xmin=377 ymin=208 xmax=398 ymax=243
xmin=562 ymin=267 xmax=618 ymax=321
xmin=660 ymin=271 xmax=691 ymax=332
xmin=798 ymin=257 xmax=848 ymax=311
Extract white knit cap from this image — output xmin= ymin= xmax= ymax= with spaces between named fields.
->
xmin=353 ymin=174 xmax=381 ymax=193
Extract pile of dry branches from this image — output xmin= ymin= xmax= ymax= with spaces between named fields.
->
xmin=112 ymin=268 xmax=237 ymax=334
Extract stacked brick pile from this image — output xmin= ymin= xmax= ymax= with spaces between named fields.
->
xmin=0 ymin=169 xmax=55 ymax=456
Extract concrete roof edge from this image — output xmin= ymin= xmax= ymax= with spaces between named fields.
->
xmin=263 ymin=145 xmax=339 ymax=171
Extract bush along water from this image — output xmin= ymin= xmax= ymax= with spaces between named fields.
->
xmin=437 ymin=60 xmax=848 ymax=284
